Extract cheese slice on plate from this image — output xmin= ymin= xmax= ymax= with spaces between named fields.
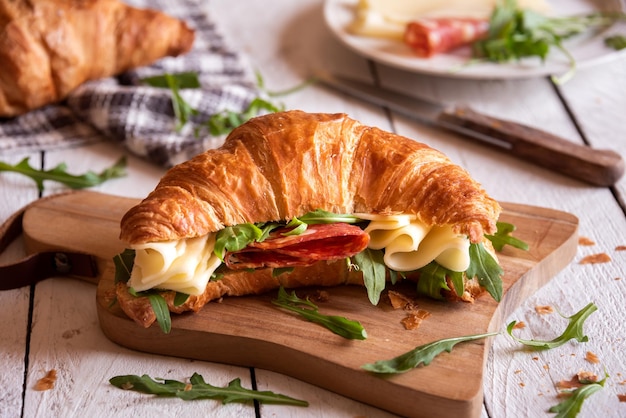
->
xmin=349 ymin=0 xmax=551 ymax=39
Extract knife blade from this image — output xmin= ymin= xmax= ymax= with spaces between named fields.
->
xmin=316 ymin=73 xmax=624 ymax=187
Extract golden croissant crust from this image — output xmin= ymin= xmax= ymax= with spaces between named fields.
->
xmin=120 ymin=110 xmax=501 ymax=245
xmin=0 ymin=0 xmax=194 ymax=117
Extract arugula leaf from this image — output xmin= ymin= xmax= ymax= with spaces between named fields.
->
xmin=203 ymin=97 xmax=283 ymax=137
xmin=147 ymin=293 xmax=172 ymax=334
xmin=297 ymin=209 xmax=362 ymax=225
xmin=173 ymin=292 xmax=190 ymax=307
xmin=113 ymin=249 xmax=135 ymax=283
xmin=272 ymin=267 xmax=294 ymax=277
xmin=466 ymin=243 xmax=503 ymax=302
xmin=141 ymin=72 xmax=201 ymax=89
xmin=549 ymin=372 xmax=607 ymax=418
xmin=362 ymin=332 xmax=498 ymax=374
xmin=415 ymin=261 xmax=463 ymax=299
xmin=486 ymin=221 xmax=529 ymax=251
xmin=472 ymin=0 xmax=625 ymax=83
xmin=273 ymin=210 xmax=363 ymax=236
xmin=272 ymin=287 xmax=367 ymax=340
xmin=506 ymin=302 xmax=597 ymax=349
xmin=110 ymin=373 xmax=308 ymax=406
xmin=605 ymin=35 xmax=626 ymax=51
xmin=143 ymin=71 xmax=288 ymax=135
xmin=142 ymin=72 xmax=199 ymax=132
xmin=0 ymin=156 xmax=126 ymax=192
xmin=283 ymin=216 xmax=308 ymax=236
xmin=352 ymin=249 xmax=387 ymax=305
xmin=214 ymin=224 xmax=264 ymax=260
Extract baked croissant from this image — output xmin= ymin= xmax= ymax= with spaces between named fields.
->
xmin=117 ymin=110 xmax=502 ymax=328
xmin=0 ymin=0 xmax=194 ymax=117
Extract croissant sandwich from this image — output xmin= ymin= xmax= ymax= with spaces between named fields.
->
xmin=0 ymin=0 xmax=195 ymax=117
xmin=115 ymin=110 xmax=503 ymax=329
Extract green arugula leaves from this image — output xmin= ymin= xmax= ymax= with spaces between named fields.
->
xmin=0 ymin=156 xmax=126 ymax=192
xmin=549 ymin=372 xmax=608 ymax=418
xmin=506 ymin=302 xmax=597 ymax=350
xmin=147 ymin=293 xmax=172 ymax=334
xmin=214 ymin=223 xmax=266 ymax=260
xmin=487 ymin=221 xmax=529 ymax=251
xmin=414 ymin=261 xmax=463 ymax=300
xmin=363 ymin=303 xmax=598 ymax=375
xmin=352 ymin=249 xmax=387 ymax=305
xmin=466 ymin=243 xmax=503 ymax=302
xmin=272 ymin=287 xmax=367 ymax=340
xmin=204 ymin=98 xmax=283 ymax=137
xmin=113 ymin=248 xmax=135 ymax=283
xmin=472 ymin=0 xmax=626 ymax=83
xmin=110 ymin=373 xmax=308 ymax=406
xmin=296 ymin=210 xmax=362 ymax=225
xmin=362 ymin=332 xmax=498 ymax=374
xmin=142 ymin=72 xmax=200 ymax=131
xmin=141 ymin=71 xmax=285 ymax=135
xmin=605 ymin=35 xmax=626 ymax=51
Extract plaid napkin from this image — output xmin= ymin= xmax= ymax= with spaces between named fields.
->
xmin=0 ymin=0 xmax=260 ymax=167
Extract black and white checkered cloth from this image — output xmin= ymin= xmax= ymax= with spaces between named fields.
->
xmin=0 ymin=0 xmax=260 ymax=167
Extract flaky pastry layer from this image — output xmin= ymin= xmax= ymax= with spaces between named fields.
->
xmin=120 ymin=110 xmax=501 ymax=245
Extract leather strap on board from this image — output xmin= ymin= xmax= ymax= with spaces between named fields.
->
xmin=0 ymin=195 xmax=98 ymax=290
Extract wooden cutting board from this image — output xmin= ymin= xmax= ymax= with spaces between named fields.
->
xmin=21 ymin=191 xmax=578 ymax=418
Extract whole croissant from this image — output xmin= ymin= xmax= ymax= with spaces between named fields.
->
xmin=117 ymin=110 xmax=502 ymax=328
xmin=121 ymin=110 xmax=500 ymax=244
xmin=0 ymin=0 xmax=194 ymax=117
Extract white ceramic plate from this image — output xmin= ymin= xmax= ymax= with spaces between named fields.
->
xmin=324 ymin=0 xmax=626 ymax=79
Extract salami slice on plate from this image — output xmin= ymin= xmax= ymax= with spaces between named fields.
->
xmin=404 ymin=18 xmax=489 ymax=57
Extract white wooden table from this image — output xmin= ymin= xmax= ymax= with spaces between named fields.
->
xmin=1 ymin=1 xmax=625 ymax=417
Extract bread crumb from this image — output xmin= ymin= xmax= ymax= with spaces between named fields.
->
xmin=579 ymin=253 xmax=611 ymax=264
xmin=615 ymin=245 xmax=626 ymax=251
xmin=556 ymin=370 xmax=598 ymax=391
xmin=532 ymin=356 xmax=539 ymax=361
xmin=513 ymin=321 xmax=526 ymax=329
xmin=556 ymin=376 xmax=582 ymax=390
xmin=585 ymin=351 xmax=600 ymax=364
xmin=578 ymin=237 xmax=595 ymax=246
xmin=310 ymin=290 xmax=330 ymax=302
xmin=514 ymin=369 xmax=522 ymax=374
xmin=618 ymin=394 xmax=626 ymax=402
xmin=387 ymin=290 xmax=414 ymax=310
xmin=33 ymin=370 xmax=57 ymax=391
xmin=535 ymin=305 xmax=554 ymax=314
xmin=401 ymin=309 xmax=431 ymax=330
xmin=519 ymin=382 xmax=525 ymax=387
xmin=577 ymin=370 xmax=598 ymax=383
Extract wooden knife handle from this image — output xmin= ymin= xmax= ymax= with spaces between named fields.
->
xmin=438 ymin=106 xmax=625 ymax=187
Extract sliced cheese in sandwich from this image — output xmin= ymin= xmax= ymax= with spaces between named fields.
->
xmin=356 ymin=213 xmax=470 ymax=272
xmin=127 ymin=212 xmax=473 ymax=295
xmin=129 ymin=234 xmax=222 ymax=295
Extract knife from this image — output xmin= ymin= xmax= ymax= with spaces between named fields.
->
xmin=316 ymin=73 xmax=624 ymax=187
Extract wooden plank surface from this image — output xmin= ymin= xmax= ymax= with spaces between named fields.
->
xmin=19 ymin=191 xmax=577 ymax=418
